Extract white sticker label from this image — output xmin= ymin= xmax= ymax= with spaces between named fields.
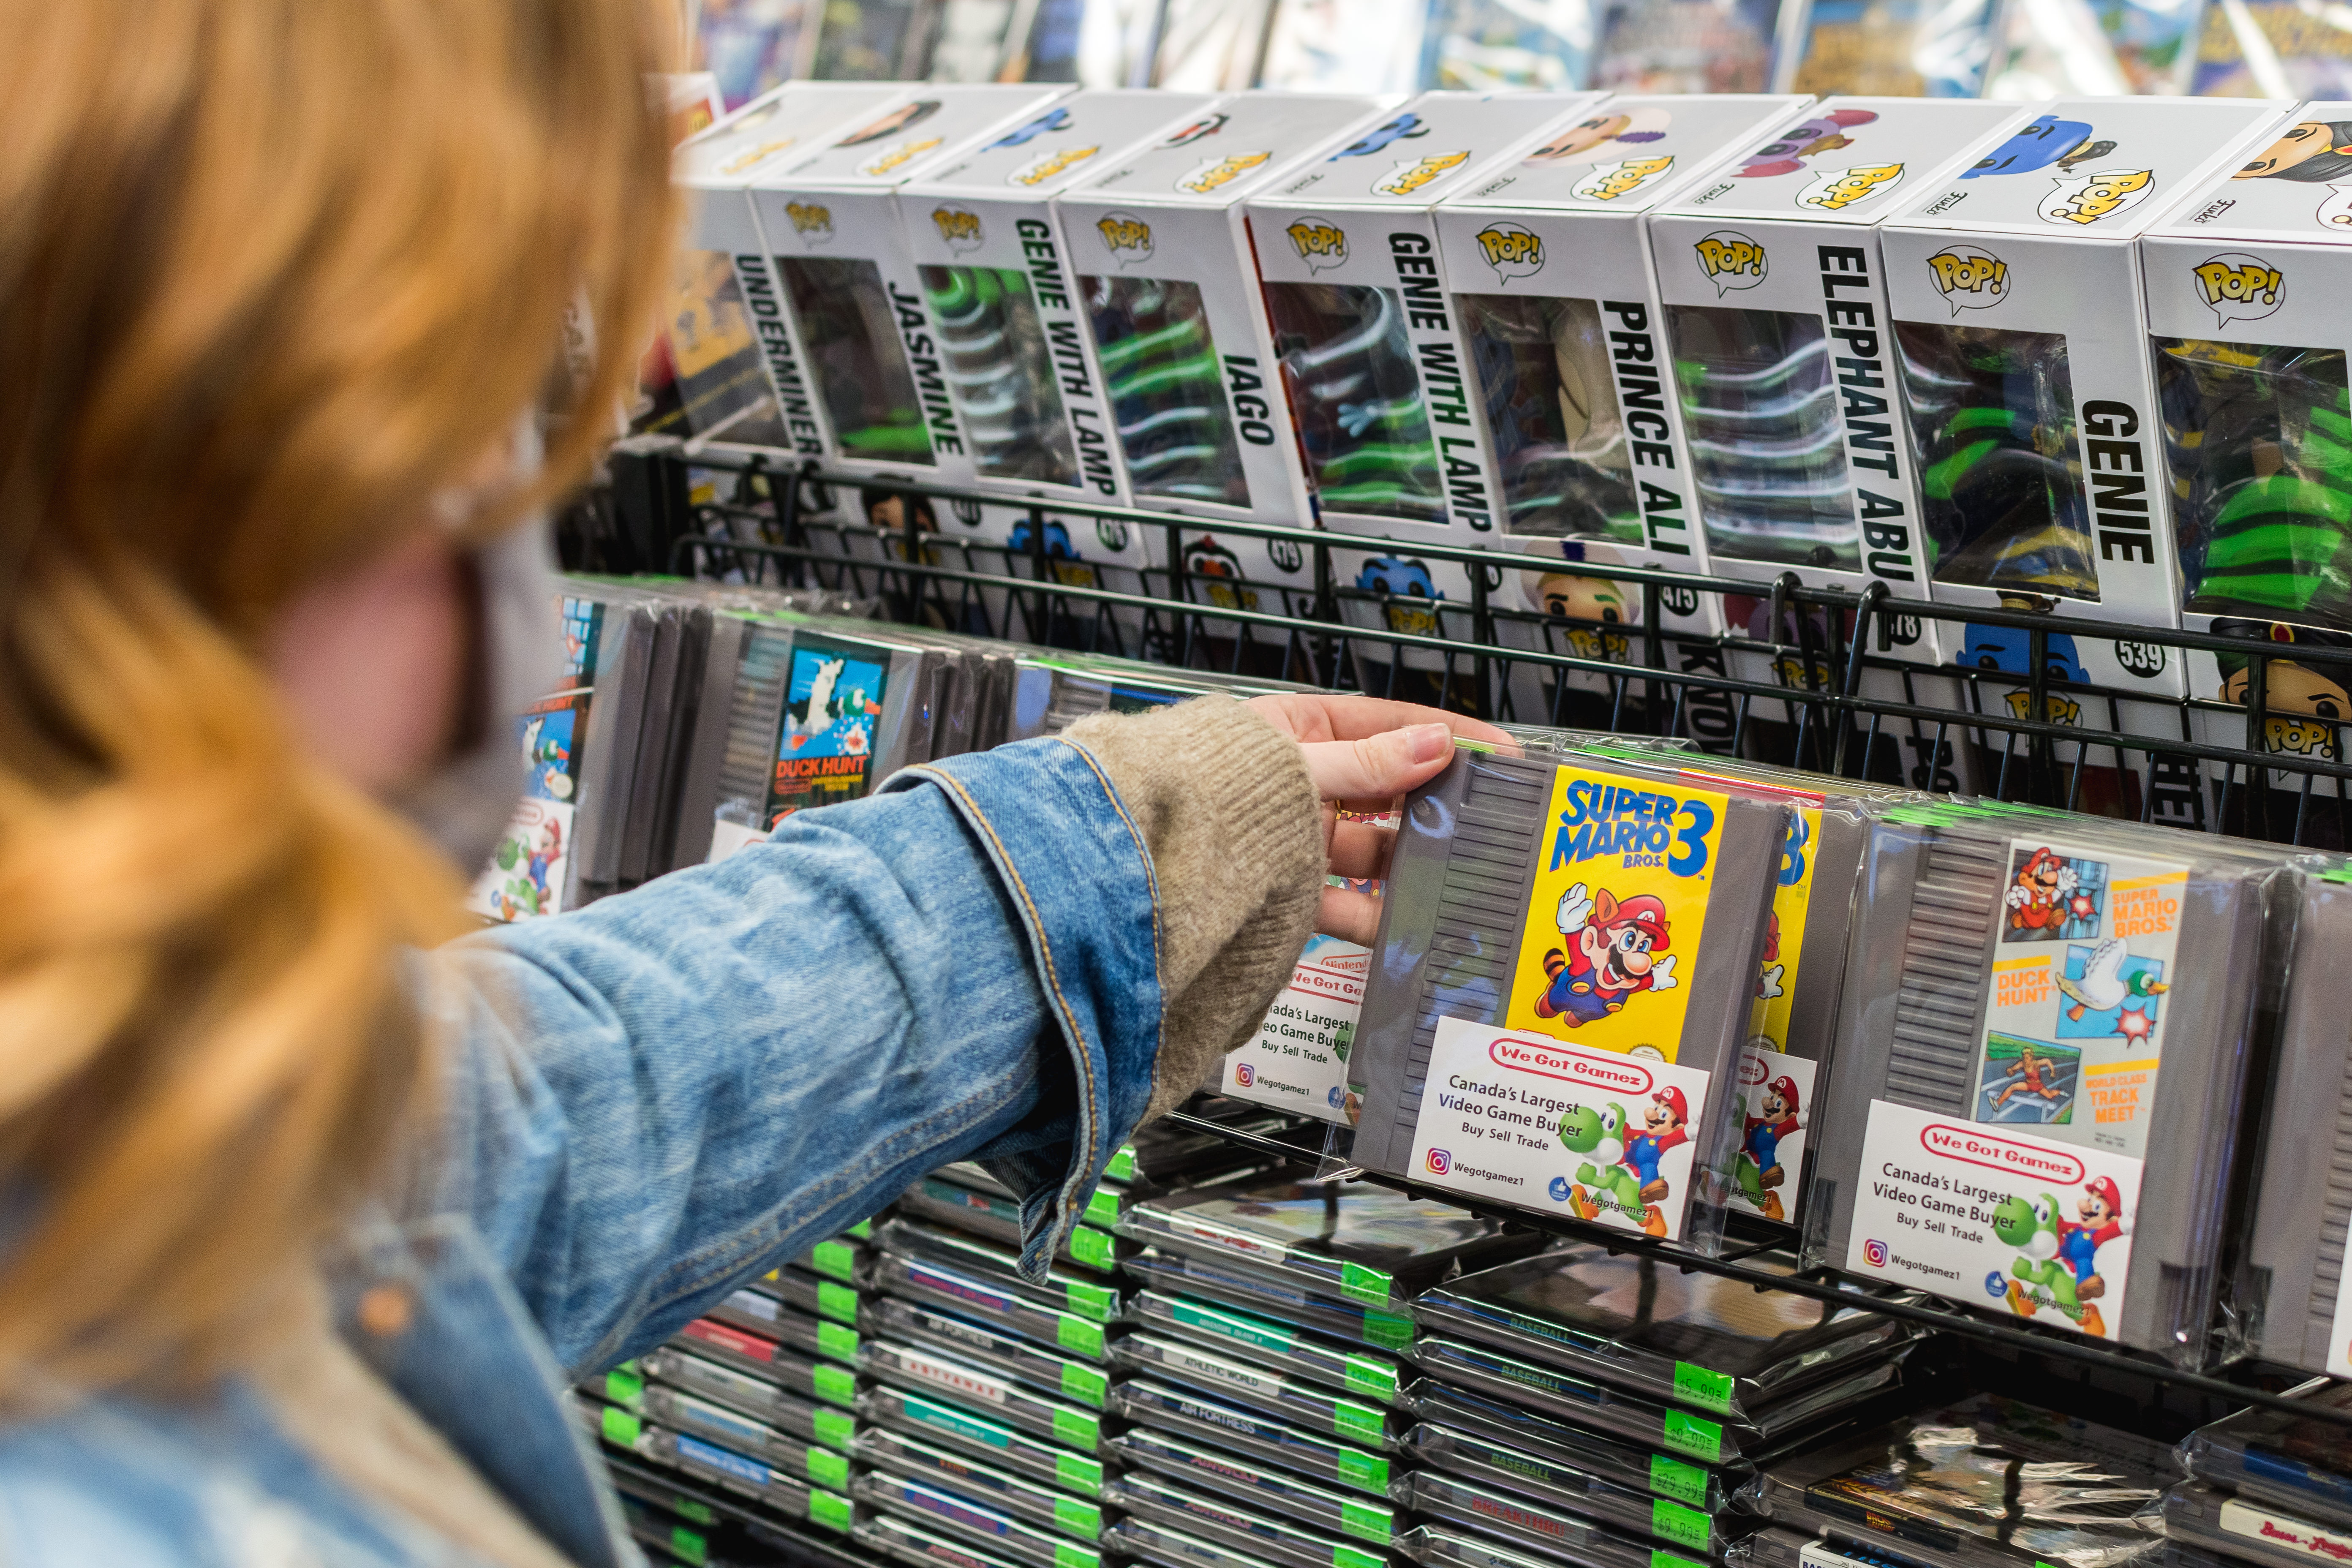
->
xmin=1159 ymin=1340 xmax=1279 ymax=1396
xmin=1163 ymin=1214 xmax=1288 ymax=1265
xmin=1726 ymin=1046 xmax=1815 ymax=1226
xmin=1845 ymin=1100 xmax=2140 ymax=1341
xmin=1980 ymin=837 xmax=2188 ymax=1159
xmin=2220 ymin=1495 xmax=2352 ymax=1563
xmin=897 ymin=1348 xmax=1010 ymax=1405
xmin=1227 ymin=933 xmax=1365 ymax=1124
xmin=1408 ymin=1015 xmax=1713 ymax=1240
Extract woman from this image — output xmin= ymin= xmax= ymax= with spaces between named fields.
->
xmin=0 ymin=1 xmax=1495 ymax=1561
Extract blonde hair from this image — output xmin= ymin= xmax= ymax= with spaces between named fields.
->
xmin=0 ymin=0 xmax=677 ymax=1393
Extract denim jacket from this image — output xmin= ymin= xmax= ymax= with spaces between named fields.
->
xmin=0 ymin=737 xmax=1164 ymax=1565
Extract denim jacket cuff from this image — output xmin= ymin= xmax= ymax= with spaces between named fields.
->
xmin=880 ymin=738 xmax=1162 ymax=1279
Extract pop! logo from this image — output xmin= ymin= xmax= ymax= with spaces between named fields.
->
xmin=856 ymin=136 xmax=943 ymax=177
xmin=1370 ymin=151 xmax=1470 ymax=197
xmin=1010 ymin=144 xmax=1099 ymax=187
xmin=1925 ymin=245 xmax=2009 ymax=314
xmin=1475 ymin=222 xmax=1543 ymax=282
xmin=1425 ymin=1148 xmax=1453 ymax=1175
xmin=1097 ymin=212 xmax=1154 ymax=265
xmin=1286 ymin=218 xmax=1348 ymax=272
xmin=1571 ymin=156 xmax=1675 ymax=202
xmin=1797 ymin=162 xmax=1906 ymax=212
xmin=1693 ymin=230 xmax=1767 ymax=294
xmin=784 ymin=201 xmax=835 ymax=240
xmin=931 ymin=206 xmax=984 ymax=252
xmin=1862 ymin=1239 xmax=1889 ymax=1268
xmin=1176 ymin=152 xmax=1271 ymax=193
xmin=2194 ymin=253 xmax=2284 ymax=327
xmin=2042 ymin=167 xmax=2154 ymax=226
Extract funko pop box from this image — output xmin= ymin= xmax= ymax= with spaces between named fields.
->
xmin=1051 ymin=90 xmax=1396 ymax=623
xmin=2140 ymin=101 xmax=2352 ymax=799
xmin=1878 ymin=95 xmax=2296 ymax=724
xmin=670 ymin=80 xmax=913 ymax=458
xmin=1648 ymin=96 xmax=2029 ymax=678
xmin=1431 ymin=94 xmax=1810 ymax=736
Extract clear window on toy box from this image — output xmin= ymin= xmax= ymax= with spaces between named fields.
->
xmin=1461 ymin=294 xmax=1642 ymax=544
xmin=1080 ymin=275 xmax=1251 ymax=509
xmin=1897 ymin=323 xmax=2097 ymax=602
xmin=1663 ymin=305 xmax=1857 ymax=568
xmin=919 ymin=265 xmax=1081 ymax=488
xmin=2156 ymin=338 xmax=2352 ymax=626
xmin=776 ymin=256 xmax=935 ymax=464
xmin=1263 ymin=282 xmax=1446 ymax=525
xmin=662 ymin=250 xmax=795 ymax=447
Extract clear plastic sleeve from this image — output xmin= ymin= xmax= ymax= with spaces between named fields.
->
xmin=1350 ymin=747 xmax=1791 ymax=1253
xmin=1262 ymin=281 xmax=1447 ymax=525
xmin=1403 ymin=1421 xmax=1727 ymax=1556
xmin=1412 ymin=1246 xmax=1920 ymax=1422
xmin=853 ymin=1468 xmax=1106 ymax=1568
xmin=1128 ymin=1288 xmax=1405 ymax=1408
xmin=596 ymin=1357 xmax=853 ymax=1457
xmin=874 ymin=1217 xmax=1124 ymax=1326
xmin=775 ymin=255 xmax=938 ymax=465
xmin=918 ymin=264 xmax=1081 ymax=488
xmin=707 ymin=1285 xmax=861 ymax=1367
xmin=674 ymin=1315 xmax=861 ymax=1401
xmin=1107 ymin=1514 xmax=1305 ymax=1568
xmin=858 ymin=1386 xmax=1111 ymax=1497
xmin=1109 ymin=1331 xmax=1406 ymax=1451
xmin=1109 ymin=1425 xmax=1405 ymax=1546
xmin=2162 ymin=1480 xmax=2352 ymax=1568
xmin=1406 ymin=1380 xmax=1728 ymax=1513
xmin=862 ymin=1296 xmax=1111 ymax=1411
xmin=860 ymin=1338 xmax=1110 ymax=1458
xmin=1109 ymin=1377 xmax=1402 ymax=1500
xmin=1115 ymin=1175 xmax=1538 ymax=1310
xmin=581 ymin=1400 xmax=828 ymax=1522
xmin=896 ymin=1173 xmax=1124 ymax=1274
xmin=1105 ymin=1470 xmax=1394 ymax=1568
xmin=1729 ymin=1526 xmax=1935 ymax=1568
xmin=855 ymin=1508 xmax=1088 ymax=1568
xmin=871 ymin=1252 xmax=1113 ymax=1363
xmin=1081 ymin=273 xmax=1252 ymax=510
xmin=630 ymin=1346 xmax=859 ymax=1441
xmin=1742 ymin=1394 xmax=2174 ymax=1568
xmin=2178 ymin=1380 xmax=2352 ymax=1529
xmin=1404 ymin=1470 xmax=1709 ymax=1568
xmin=857 ymin=1424 xmax=1109 ymax=1540
xmin=1125 ymin=1248 xmax=1417 ymax=1354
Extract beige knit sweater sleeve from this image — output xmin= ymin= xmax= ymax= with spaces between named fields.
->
xmin=1059 ymin=696 xmax=1327 ymax=1122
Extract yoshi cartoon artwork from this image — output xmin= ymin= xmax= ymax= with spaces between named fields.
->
xmin=1557 ymin=1089 xmax=1688 ymax=1236
xmin=1988 ymin=1179 xmax=2130 ymax=1337
xmin=1533 ymin=883 xmax=1679 ymax=1026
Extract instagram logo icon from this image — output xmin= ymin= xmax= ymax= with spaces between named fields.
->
xmin=1234 ymin=1063 xmax=1256 ymax=1087
xmin=1862 ymin=1239 xmax=1889 ymax=1268
xmin=1426 ymin=1149 xmax=1452 ymax=1176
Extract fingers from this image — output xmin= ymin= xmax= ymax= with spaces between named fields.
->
xmin=1318 ymin=883 xmax=1384 ymax=945
xmin=1299 ymin=724 xmax=1456 ymax=804
xmin=1248 ymin=692 xmax=1513 ymax=748
xmin=1327 ymin=818 xmax=1396 ymax=882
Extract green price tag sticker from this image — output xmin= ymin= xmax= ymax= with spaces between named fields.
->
xmin=1340 ymin=1501 xmax=1391 ymax=1545
xmin=1339 ymin=1262 xmax=1394 ymax=1307
xmin=817 ymin=1281 xmax=860 ymax=1326
xmin=1054 ymin=1543 xmax=1100 ymax=1568
xmin=672 ymin=1496 xmax=717 ymax=1526
xmin=1360 ymin=1310 xmax=1413 ymax=1352
xmin=1653 ymin=1500 xmax=1710 ymax=1552
xmin=1053 ymin=1408 xmax=1101 ymax=1451
xmin=669 ymin=1524 xmax=710 ymax=1566
xmin=1054 ymin=1496 xmax=1104 ymax=1539
xmin=1064 ymin=1280 xmax=1117 ymax=1323
xmin=1342 ymin=1354 xmax=1399 ymax=1402
xmin=806 ymin=1447 xmax=849 ymax=1490
xmin=1056 ymin=1451 xmax=1105 ymax=1494
xmin=1057 ymin=1316 xmax=1106 ymax=1359
xmin=813 ymin=1408 xmax=855 ymax=1452
xmin=1652 ymin=1553 xmax=1705 ymax=1568
xmin=816 ymin=1321 xmax=859 ymax=1363
xmin=808 ymin=1489 xmax=851 ymax=1533
xmin=1332 ymin=1401 xmax=1386 ymax=1446
xmin=847 ymin=1220 xmax=873 ymax=1240
xmin=813 ymin=1363 xmax=857 ymax=1407
xmin=1337 ymin=1449 xmax=1391 ymax=1494
xmin=599 ymin=1405 xmax=642 ymax=1447
xmin=1106 ymin=1145 xmax=1138 ymax=1183
xmin=1335 ymin=1547 xmax=1383 ymax=1568
xmin=1068 ymin=1227 xmax=1115 ymax=1271
xmin=1061 ymin=1364 xmax=1109 ymax=1406
xmin=1661 ymin=1410 xmax=1723 ymax=1465
xmin=1173 ymin=1298 xmax=1293 ymax=1353
xmin=603 ymin=1366 xmax=645 ymax=1406
xmin=1084 ymin=1189 xmax=1121 ymax=1228
xmin=1647 ymin=1453 xmax=1708 ymax=1506
xmin=811 ymin=1240 xmax=857 ymax=1283
xmin=1671 ymin=1361 xmax=1734 ymax=1415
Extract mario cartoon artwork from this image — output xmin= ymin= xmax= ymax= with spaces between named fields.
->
xmin=1560 ymin=1091 xmax=1683 ymax=1236
xmin=482 ymin=808 xmax=567 ymax=922
xmin=2058 ymin=1176 xmax=2130 ymax=1303
xmin=1755 ymin=910 xmax=1785 ymax=1002
xmin=1737 ymin=109 xmax=1878 ymax=178
xmin=2003 ymin=845 xmax=2104 ymax=942
xmin=1625 ymin=1088 xmax=1690 ymax=1206
xmin=1960 ymin=115 xmax=2116 ymax=179
xmin=1989 ymin=1189 xmax=2110 ymax=1337
xmin=1535 ymin=883 xmax=1679 ymax=1026
xmin=1734 ymin=1074 xmax=1802 ymax=1221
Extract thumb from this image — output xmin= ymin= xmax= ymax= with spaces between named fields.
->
xmin=1298 ymin=723 xmax=1456 ymax=803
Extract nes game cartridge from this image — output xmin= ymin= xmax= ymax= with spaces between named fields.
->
xmin=1108 ymin=1514 xmax=1313 ymax=1568
xmin=857 ymin=1424 xmax=1109 ymax=1541
xmin=2179 ymin=1380 xmax=2352 ymax=1530
xmin=1406 ymin=1380 xmax=1728 ymax=1513
xmin=1402 ymin=1421 xmax=1726 ymax=1556
xmin=1105 ymin=1469 xmax=1395 ymax=1568
xmin=862 ymin=1294 xmax=1111 ymax=1410
xmin=2163 ymin=1480 xmax=2352 ymax=1568
xmin=852 ymin=1467 xmax=1107 ymax=1568
xmin=1405 ymin=1469 xmax=1710 ymax=1568
xmin=1108 ymin=1424 xmax=1405 ymax=1542
xmin=1128 ymin=1289 xmax=1403 ymax=1407
xmin=858 ymin=1385 xmax=1110 ymax=1497
xmin=1799 ymin=801 xmax=2288 ymax=1358
xmin=1350 ymin=745 xmax=1790 ymax=1248
xmin=861 ymin=1337 xmax=1108 ymax=1456
xmin=1110 ymin=1331 xmax=1406 ymax=1451
xmin=1109 ymin=1377 xmax=1398 ymax=1498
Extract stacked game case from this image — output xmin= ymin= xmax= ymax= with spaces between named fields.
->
xmin=2172 ymin=1381 xmax=2352 ymax=1568
xmin=1348 ymin=742 xmax=1791 ymax=1250
xmin=1800 ymin=800 xmax=2292 ymax=1358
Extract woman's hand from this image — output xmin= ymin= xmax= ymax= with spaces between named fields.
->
xmin=1245 ymin=694 xmax=1512 ymax=944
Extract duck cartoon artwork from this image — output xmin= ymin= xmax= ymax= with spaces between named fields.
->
xmin=1960 ymin=114 xmax=2116 ymax=180
xmin=2055 ymin=937 xmax=2169 ymax=1043
xmin=1737 ymin=109 xmax=1878 ymax=178
xmin=1533 ymin=882 xmax=1679 ymax=1026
